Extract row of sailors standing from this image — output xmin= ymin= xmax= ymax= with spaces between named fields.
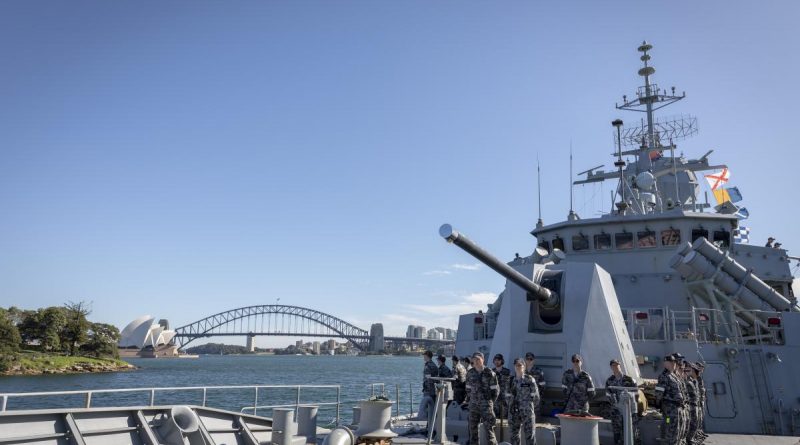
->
xmin=422 ymin=350 xmax=547 ymax=445
xmin=425 ymin=350 xmax=708 ymax=445
xmin=655 ymin=353 xmax=707 ymax=445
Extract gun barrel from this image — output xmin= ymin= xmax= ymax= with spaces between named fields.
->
xmin=439 ymin=224 xmax=558 ymax=307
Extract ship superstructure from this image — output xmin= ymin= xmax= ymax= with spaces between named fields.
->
xmin=448 ymin=42 xmax=800 ymax=437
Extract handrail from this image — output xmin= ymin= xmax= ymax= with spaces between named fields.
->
xmin=0 ymin=384 xmax=340 ymax=414
xmin=0 ymin=381 xmax=400 ymax=428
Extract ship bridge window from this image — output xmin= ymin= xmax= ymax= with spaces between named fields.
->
xmin=637 ymin=230 xmax=656 ymax=248
xmin=572 ymin=235 xmax=590 ymax=251
xmin=552 ymin=237 xmax=565 ymax=251
xmin=615 ymin=232 xmax=634 ymax=250
xmin=713 ymin=230 xmax=731 ymax=248
xmin=661 ymin=229 xmax=681 ymax=246
xmin=691 ymin=229 xmax=709 ymax=243
xmin=538 ymin=240 xmax=551 ymax=253
xmin=594 ymin=233 xmax=612 ymax=250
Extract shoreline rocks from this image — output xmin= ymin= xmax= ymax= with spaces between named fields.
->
xmin=3 ymin=359 xmax=137 ymax=376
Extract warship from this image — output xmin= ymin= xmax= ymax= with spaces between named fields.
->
xmin=443 ymin=41 xmax=800 ymax=438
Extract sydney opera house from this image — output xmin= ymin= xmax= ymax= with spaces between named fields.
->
xmin=118 ymin=316 xmax=179 ymax=357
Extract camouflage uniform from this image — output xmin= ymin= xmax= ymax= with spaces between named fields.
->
xmin=423 ymin=360 xmax=440 ymax=397
xmin=684 ymin=376 xmax=699 ymax=445
xmin=605 ymin=373 xmax=639 ymax=445
xmin=453 ymin=361 xmax=468 ymax=404
xmin=466 ymin=367 xmax=500 ymax=445
xmin=508 ymin=373 xmax=540 ymax=445
xmin=419 ymin=360 xmax=439 ymax=421
xmin=655 ymin=368 xmax=670 ymax=441
xmin=676 ymin=375 xmax=688 ymax=445
xmin=493 ymin=366 xmax=511 ymax=419
xmin=562 ymin=369 xmax=595 ymax=413
xmin=527 ymin=366 xmax=546 ymax=415
xmin=695 ymin=375 xmax=706 ymax=442
xmin=661 ymin=372 xmax=685 ymax=445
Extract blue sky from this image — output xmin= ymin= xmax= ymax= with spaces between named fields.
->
xmin=1 ymin=1 xmax=798 ymax=347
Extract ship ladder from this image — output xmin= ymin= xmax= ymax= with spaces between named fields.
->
xmin=746 ymin=349 xmax=777 ymax=434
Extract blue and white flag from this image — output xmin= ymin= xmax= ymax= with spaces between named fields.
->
xmin=735 ymin=207 xmax=750 ymax=220
xmin=727 ymin=186 xmax=743 ymax=203
xmin=734 ymin=225 xmax=750 ymax=244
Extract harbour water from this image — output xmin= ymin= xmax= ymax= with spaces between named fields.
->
xmin=0 ymin=355 xmax=423 ymax=423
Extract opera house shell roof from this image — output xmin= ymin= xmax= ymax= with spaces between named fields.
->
xmin=119 ymin=315 xmax=176 ymax=348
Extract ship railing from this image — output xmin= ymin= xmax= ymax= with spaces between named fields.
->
xmin=0 ymin=382 xmax=423 ymax=426
xmin=668 ymin=308 xmax=784 ymax=345
xmin=625 ymin=307 xmax=784 ymax=345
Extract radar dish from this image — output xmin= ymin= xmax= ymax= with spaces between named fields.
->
xmin=636 ymin=172 xmax=656 ymax=191
xmin=618 ymin=114 xmax=698 ymax=147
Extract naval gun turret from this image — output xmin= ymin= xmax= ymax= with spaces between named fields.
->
xmin=439 ymin=224 xmax=559 ymax=309
xmin=440 ymin=224 xmax=640 ymax=412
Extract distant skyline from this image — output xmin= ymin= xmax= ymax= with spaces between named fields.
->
xmin=1 ymin=1 xmax=799 ymax=347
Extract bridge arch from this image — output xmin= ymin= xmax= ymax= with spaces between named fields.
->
xmin=173 ymin=305 xmax=370 ymax=350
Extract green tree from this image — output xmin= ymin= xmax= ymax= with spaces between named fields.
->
xmin=82 ymin=323 xmax=120 ymax=358
xmin=40 ymin=307 xmax=67 ymax=351
xmin=61 ymin=301 xmax=91 ymax=355
xmin=16 ymin=307 xmax=68 ymax=351
xmin=17 ymin=310 xmax=42 ymax=346
xmin=0 ymin=309 xmax=22 ymax=372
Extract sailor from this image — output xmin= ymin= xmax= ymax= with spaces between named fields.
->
xmin=694 ymin=363 xmax=708 ymax=443
xmin=766 ymin=237 xmax=775 ymax=248
xmin=604 ymin=359 xmax=639 ymax=445
xmin=462 ymin=356 xmax=473 ymax=372
xmin=508 ymin=358 xmax=539 ymax=445
xmin=492 ymin=353 xmax=511 ymax=420
xmin=774 ymin=242 xmax=783 ymax=249
xmin=655 ymin=354 xmax=674 ymax=442
xmin=673 ymin=353 xmax=689 ymax=445
xmin=437 ymin=355 xmax=453 ymax=378
xmin=561 ymin=354 xmax=595 ymax=414
xmin=463 ymin=351 xmax=500 ymax=445
xmin=419 ymin=350 xmax=439 ymax=422
xmin=452 ymin=355 xmax=468 ymax=405
xmin=525 ymin=352 xmax=546 ymax=415
xmin=684 ymin=362 xmax=700 ymax=445
xmin=660 ymin=355 xmax=685 ymax=445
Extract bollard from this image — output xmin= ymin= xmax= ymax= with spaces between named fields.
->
xmin=297 ymin=405 xmax=319 ymax=443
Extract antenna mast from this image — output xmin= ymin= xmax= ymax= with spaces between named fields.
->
xmin=568 ymin=141 xmax=577 ymax=220
xmin=536 ymin=154 xmax=543 ymax=228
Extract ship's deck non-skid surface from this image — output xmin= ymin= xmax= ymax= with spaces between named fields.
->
xmin=703 ymin=435 xmax=800 ymax=445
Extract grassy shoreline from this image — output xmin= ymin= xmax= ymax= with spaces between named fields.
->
xmin=2 ymin=351 xmax=136 ymax=376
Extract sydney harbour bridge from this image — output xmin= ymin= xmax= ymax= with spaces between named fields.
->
xmin=171 ymin=305 xmax=454 ymax=352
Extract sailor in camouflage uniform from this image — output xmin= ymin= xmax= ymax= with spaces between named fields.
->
xmin=464 ymin=351 xmax=500 ymax=445
xmin=525 ymin=352 xmax=545 ymax=415
xmin=492 ymin=354 xmax=511 ymax=420
xmin=420 ymin=350 xmax=439 ymax=422
xmin=561 ymin=354 xmax=595 ymax=414
xmin=452 ymin=355 xmax=468 ymax=404
xmin=508 ymin=358 xmax=539 ymax=445
xmin=655 ymin=355 xmax=671 ymax=441
xmin=673 ymin=353 xmax=689 ymax=445
xmin=660 ymin=355 xmax=685 ymax=445
xmin=694 ymin=363 xmax=707 ymax=443
xmin=604 ymin=359 xmax=639 ymax=445
xmin=684 ymin=363 xmax=701 ymax=445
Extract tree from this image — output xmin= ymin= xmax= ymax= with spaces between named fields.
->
xmin=16 ymin=307 xmax=67 ymax=351
xmin=40 ymin=307 xmax=67 ymax=351
xmin=61 ymin=301 xmax=91 ymax=355
xmin=82 ymin=323 xmax=120 ymax=358
xmin=0 ymin=309 xmax=22 ymax=372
